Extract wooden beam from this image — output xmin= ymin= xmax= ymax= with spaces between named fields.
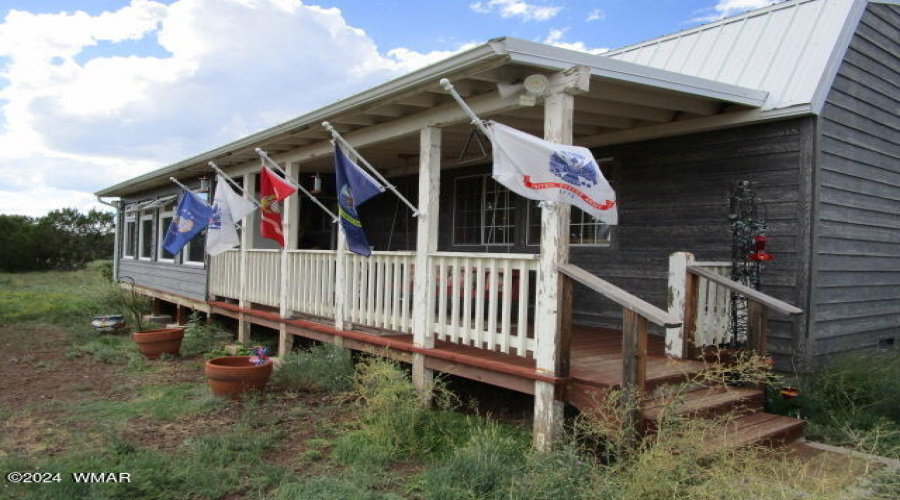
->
xmin=621 ymin=307 xmax=648 ymax=448
xmin=237 ymin=171 xmax=255 ymax=346
xmin=278 ymin=161 xmax=298 ymax=356
xmin=547 ymin=65 xmax=591 ymax=96
xmin=682 ymin=270 xmax=699 ymax=360
xmin=577 ymin=96 xmax=676 ymax=123
xmin=412 ymin=126 xmax=441 ymax=394
xmin=588 ymin=82 xmax=721 ymax=116
xmin=395 ymin=93 xmax=441 ymax=108
xmin=748 ymin=301 xmax=768 ymax=357
xmin=333 ymin=114 xmax=380 ymax=126
xmin=365 ymin=104 xmax=408 ymax=118
xmin=504 ymin=107 xmax=634 ymax=131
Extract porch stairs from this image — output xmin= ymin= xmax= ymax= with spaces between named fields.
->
xmin=565 ymin=351 xmax=806 ymax=448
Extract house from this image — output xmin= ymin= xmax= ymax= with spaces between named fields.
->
xmin=95 ymin=0 xmax=899 ymax=448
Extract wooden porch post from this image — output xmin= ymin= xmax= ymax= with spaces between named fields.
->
xmin=666 ymin=252 xmax=696 ymax=358
xmin=333 ymin=225 xmax=348 ymax=347
xmin=278 ymin=161 xmax=298 ymax=357
xmin=533 ymin=92 xmax=574 ymax=451
xmin=412 ymin=126 xmax=441 ymax=394
xmin=238 ymin=171 xmax=256 ymax=346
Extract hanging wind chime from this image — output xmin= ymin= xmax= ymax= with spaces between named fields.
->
xmin=727 ymin=180 xmax=773 ymax=346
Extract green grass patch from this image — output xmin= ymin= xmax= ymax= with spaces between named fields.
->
xmin=273 ymin=475 xmax=405 ymax=500
xmin=271 ymin=343 xmax=355 ymax=393
xmin=72 ymin=383 xmax=226 ymax=423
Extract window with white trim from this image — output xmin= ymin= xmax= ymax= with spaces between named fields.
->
xmin=138 ymin=211 xmax=155 ymax=260
xmin=452 ymin=174 xmax=516 ymax=246
xmin=527 ymin=201 xmax=612 ymax=246
xmin=123 ymin=213 xmax=137 ymax=258
xmin=157 ymin=202 xmax=176 ymax=262
xmin=183 ymin=229 xmax=206 ymax=266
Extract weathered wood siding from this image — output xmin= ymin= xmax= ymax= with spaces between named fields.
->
xmin=116 ymin=181 xmax=208 ymax=301
xmin=578 ymin=119 xmax=814 ymax=367
xmin=812 ymin=3 xmax=900 ymax=360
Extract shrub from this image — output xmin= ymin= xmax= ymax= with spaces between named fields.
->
xmin=270 ymin=343 xmax=354 ymax=393
xmin=180 ymin=312 xmax=233 ymax=357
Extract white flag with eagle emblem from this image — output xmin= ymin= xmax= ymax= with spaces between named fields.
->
xmin=488 ymin=121 xmax=617 ymax=225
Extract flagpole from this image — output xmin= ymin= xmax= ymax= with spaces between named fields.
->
xmin=439 ymin=78 xmax=491 ymax=137
xmin=207 ymin=162 xmax=262 ymax=208
xmin=254 ymin=148 xmax=339 ymax=224
xmin=169 ymin=177 xmax=199 ymax=194
xmin=321 ymin=122 xmax=421 ymax=217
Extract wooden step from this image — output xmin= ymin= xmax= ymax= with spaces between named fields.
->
xmin=643 ymin=386 xmax=764 ymax=423
xmin=705 ymin=412 xmax=806 ymax=449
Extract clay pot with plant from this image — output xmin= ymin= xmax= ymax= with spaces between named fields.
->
xmin=205 ymin=347 xmax=273 ymax=400
xmin=120 ymin=276 xmax=185 ymax=360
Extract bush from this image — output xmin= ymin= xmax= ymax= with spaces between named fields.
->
xmin=270 ymin=343 xmax=354 ymax=393
xmin=180 ymin=313 xmax=233 ymax=357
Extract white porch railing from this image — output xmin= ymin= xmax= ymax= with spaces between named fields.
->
xmin=285 ymin=250 xmax=337 ymax=318
xmin=428 ymin=252 xmax=538 ymax=357
xmin=245 ymin=249 xmax=281 ymax=307
xmin=346 ymin=251 xmax=415 ymax=333
xmin=667 ymin=252 xmax=734 ymax=357
xmin=208 ymin=249 xmax=241 ymax=299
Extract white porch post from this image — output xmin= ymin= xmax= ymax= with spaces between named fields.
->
xmin=333 ymin=228 xmax=348 ymax=346
xmin=238 ymin=171 xmax=256 ymax=346
xmin=279 ymin=161 xmax=298 ymax=357
xmin=412 ymin=126 xmax=441 ymax=394
xmin=532 ymin=67 xmax=589 ymax=451
xmin=666 ymin=251 xmax=695 ymax=358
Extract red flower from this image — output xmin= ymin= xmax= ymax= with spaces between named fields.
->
xmin=748 ymin=251 xmax=775 ymax=262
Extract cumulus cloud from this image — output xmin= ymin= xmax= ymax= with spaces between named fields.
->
xmin=692 ymin=0 xmax=781 ymax=23
xmin=470 ymin=0 xmax=562 ymax=22
xmin=542 ymin=28 xmax=608 ymax=55
xmin=586 ymin=9 xmax=605 ymax=22
xmin=0 ymin=0 xmax=473 ymax=215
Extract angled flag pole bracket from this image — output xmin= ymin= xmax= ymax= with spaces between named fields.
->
xmin=169 ymin=177 xmax=196 ymax=193
xmin=207 ymin=162 xmax=262 ymax=208
xmin=254 ymin=148 xmax=339 ymax=224
xmin=321 ymin=121 xmax=421 ymax=218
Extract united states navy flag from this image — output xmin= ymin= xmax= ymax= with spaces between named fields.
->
xmin=163 ymin=190 xmax=214 ymax=255
xmin=334 ymin=144 xmax=384 ymax=256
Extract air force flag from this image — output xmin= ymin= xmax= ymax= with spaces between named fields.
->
xmin=334 ymin=144 xmax=385 ymax=256
xmin=206 ymin=176 xmax=257 ymax=256
xmin=489 ymin=121 xmax=617 ymax=224
xmin=163 ymin=190 xmax=214 ymax=255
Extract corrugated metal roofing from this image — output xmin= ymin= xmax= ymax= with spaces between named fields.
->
xmin=605 ymin=0 xmax=859 ymax=111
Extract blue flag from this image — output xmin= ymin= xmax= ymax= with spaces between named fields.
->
xmin=163 ymin=190 xmax=214 ymax=255
xmin=334 ymin=144 xmax=384 ymax=256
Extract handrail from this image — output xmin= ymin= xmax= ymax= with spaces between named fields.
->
xmin=558 ymin=263 xmax=681 ymax=328
xmin=430 ymin=251 xmax=539 ymax=260
xmin=687 ymin=265 xmax=802 ymax=316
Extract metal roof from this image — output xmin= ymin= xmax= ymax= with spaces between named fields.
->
xmin=605 ymin=0 xmax=864 ymax=111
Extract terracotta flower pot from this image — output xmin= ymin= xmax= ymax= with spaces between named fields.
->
xmin=133 ymin=328 xmax=185 ymax=359
xmin=205 ymin=356 xmax=273 ymax=400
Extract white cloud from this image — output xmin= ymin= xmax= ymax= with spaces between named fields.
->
xmin=542 ymin=28 xmax=608 ymax=55
xmin=0 ymin=0 xmax=473 ymax=216
xmin=693 ymin=0 xmax=781 ymax=23
xmin=470 ymin=0 xmax=562 ymax=22
xmin=586 ymin=9 xmax=605 ymax=22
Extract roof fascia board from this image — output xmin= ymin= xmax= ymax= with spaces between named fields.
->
xmin=810 ymin=0 xmax=874 ymax=114
xmin=501 ymin=39 xmax=769 ymax=107
xmin=95 ymin=41 xmax=509 ymax=197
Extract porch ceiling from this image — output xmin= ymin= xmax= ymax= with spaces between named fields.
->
xmin=97 ymin=37 xmax=770 ymax=199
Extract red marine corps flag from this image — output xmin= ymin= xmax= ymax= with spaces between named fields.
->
xmin=259 ymin=166 xmax=297 ymax=247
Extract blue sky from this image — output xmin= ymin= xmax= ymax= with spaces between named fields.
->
xmin=0 ymin=0 xmax=778 ymax=215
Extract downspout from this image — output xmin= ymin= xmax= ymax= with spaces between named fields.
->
xmin=96 ymin=196 xmax=122 ymax=282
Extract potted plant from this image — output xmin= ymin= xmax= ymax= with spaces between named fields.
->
xmin=120 ymin=277 xmax=185 ymax=359
xmin=205 ymin=347 xmax=273 ymax=400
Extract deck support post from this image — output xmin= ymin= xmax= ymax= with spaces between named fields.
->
xmin=534 ymin=75 xmax=583 ymax=451
xmin=237 ymin=171 xmax=256 ymax=346
xmin=666 ymin=252 xmax=696 ymax=358
xmin=278 ymin=162 xmax=298 ymax=357
xmin=622 ymin=308 xmax=649 ymax=446
xmin=748 ymin=301 xmax=768 ymax=357
xmin=175 ymin=304 xmax=188 ymax=326
xmin=412 ymin=126 xmax=441 ymax=395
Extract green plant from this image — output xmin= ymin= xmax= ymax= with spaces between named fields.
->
xmin=273 ymin=475 xmax=404 ymax=500
xmin=180 ymin=312 xmax=233 ymax=357
xmin=271 ymin=343 xmax=355 ymax=393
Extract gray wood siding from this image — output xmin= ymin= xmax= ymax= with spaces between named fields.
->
xmin=812 ymin=3 xmax=900 ymax=359
xmin=573 ymin=118 xmax=813 ymax=367
xmin=116 ymin=180 xmax=208 ymax=301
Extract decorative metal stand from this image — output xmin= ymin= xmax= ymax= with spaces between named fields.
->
xmin=728 ymin=181 xmax=773 ymax=347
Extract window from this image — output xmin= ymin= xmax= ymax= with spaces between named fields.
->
xmin=138 ymin=211 xmax=154 ymax=260
xmin=157 ymin=202 xmax=176 ymax=262
xmin=527 ymin=202 xmax=612 ymax=246
xmin=184 ymin=229 xmax=206 ymax=266
xmin=452 ymin=174 xmax=516 ymax=246
xmin=123 ymin=213 xmax=137 ymax=258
